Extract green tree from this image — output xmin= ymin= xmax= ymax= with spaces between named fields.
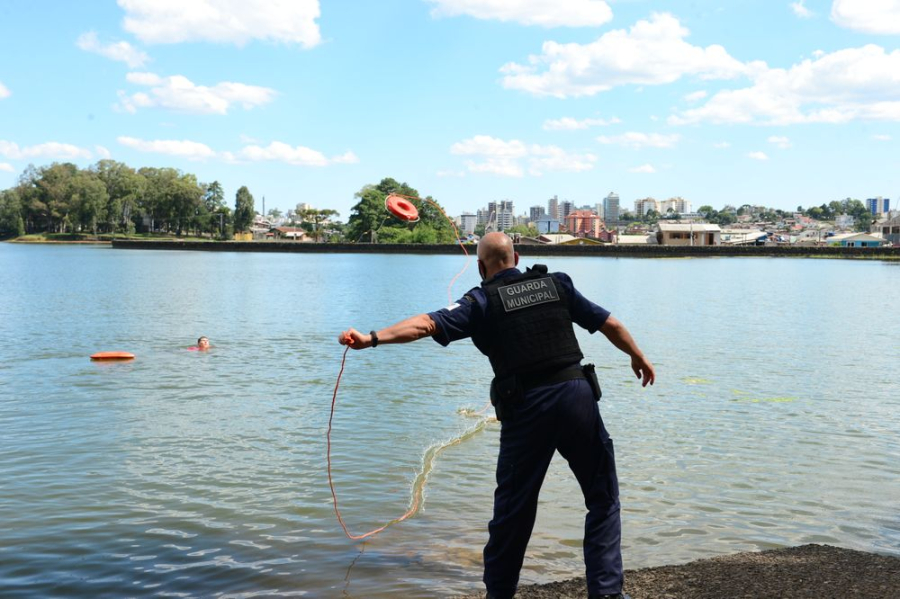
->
xmin=347 ymin=185 xmax=384 ymax=242
xmin=170 ymin=173 xmax=204 ymax=236
xmin=71 ymin=171 xmax=109 ymax=234
xmin=204 ymin=181 xmax=225 ymax=212
xmin=138 ymin=167 xmax=182 ymax=233
xmin=234 ymin=186 xmax=255 ymax=233
xmin=506 ymin=224 xmax=537 ymax=237
xmin=0 ymin=188 xmax=23 ymax=237
xmin=36 ymin=162 xmax=79 ymax=233
xmin=347 ymin=177 xmax=457 ymax=243
xmin=202 ymin=181 xmax=226 ymax=237
xmin=299 ymin=207 xmax=339 ymax=242
xmin=93 ymin=160 xmax=146 ymax=233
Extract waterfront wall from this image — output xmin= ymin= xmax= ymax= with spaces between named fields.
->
xmin=110 ymin=239 xmax=900 ymax=259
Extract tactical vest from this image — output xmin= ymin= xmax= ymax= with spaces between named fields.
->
xmin=475 ymin=265 xmax=583 ymax=379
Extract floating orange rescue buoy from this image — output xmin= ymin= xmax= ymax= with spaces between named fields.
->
xmin=90 ymin=351 xmax=135 ymax=361
xmin=385 ymin=194 xmax=419 ymax=222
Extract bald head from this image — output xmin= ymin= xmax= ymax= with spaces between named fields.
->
xmin=477 ymin=232 xmax=518 ymax=280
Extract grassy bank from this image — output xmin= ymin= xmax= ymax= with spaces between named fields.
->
xmin=6 ymin=233 xmax=214 ymax=244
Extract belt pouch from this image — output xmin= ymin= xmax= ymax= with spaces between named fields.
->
xmin=582 ymin=363 xmax=602 ymax=401
xmin=490 ymin=374 xmax=522 ymax=422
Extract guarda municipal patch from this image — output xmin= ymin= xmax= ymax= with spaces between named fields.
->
xmin=498 ymin=277 xmax=559 ymax=312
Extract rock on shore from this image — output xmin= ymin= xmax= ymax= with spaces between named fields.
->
xmin=460 ymin=544 xmax=900 ymax=598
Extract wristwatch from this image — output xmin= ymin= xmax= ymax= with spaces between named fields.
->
xmin=369 ymin=330 xmax=379 ymax=348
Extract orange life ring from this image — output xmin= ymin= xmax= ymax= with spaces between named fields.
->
xmin=385 ymin=194 xmax=419 ymax=222
xmin=90 ymin=351 xmax=135 ymax=361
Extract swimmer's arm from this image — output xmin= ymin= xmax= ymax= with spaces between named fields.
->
xmin=600 ymin=316 xmax=656 ymax=387
xmin=339 ymin=314 xmax=438 ymax=349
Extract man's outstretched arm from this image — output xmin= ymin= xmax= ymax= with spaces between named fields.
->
xmin=600 ymin=316 xmax=656 ymax=387
xmin=338 ymin=314 xmax=438 ymax=350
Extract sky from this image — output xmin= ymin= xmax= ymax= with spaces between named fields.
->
xmin=1 ymin=0 xmax=899 ymax=218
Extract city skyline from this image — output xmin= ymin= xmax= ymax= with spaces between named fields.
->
xmin=1 ymin=1 xmax=899 ymax=218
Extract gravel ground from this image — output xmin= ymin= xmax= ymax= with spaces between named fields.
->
xmin=458 ymin=544 xmax=900 ymax=598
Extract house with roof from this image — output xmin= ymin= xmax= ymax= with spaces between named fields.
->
xmin=273 ymin=226 xmax=307 ymax=241
xmin=831 ymin=233 xmax=888 ymax=248
xmin=656 ymin=223 xmax=721 ymax=246
xmin=879 ymin=215 xmax=900 ymax=246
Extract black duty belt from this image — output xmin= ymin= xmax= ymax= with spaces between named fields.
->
xmin=519 ymin=365 xmax=585 ymax=391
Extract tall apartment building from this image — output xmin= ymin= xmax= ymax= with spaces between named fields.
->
xmin=595 ymin=202 xmax=605 ymax=219
xmin=484 ymin=200 xmax=515 ymax=231
xmin=548 ymin=195 xmax=559 ymax=220
xmin=867 ymin=197 xmax=890 ymax=216
xmin=603 ymin=192 xmax=620 ymax=224
xmin=498 ymin=200 xmax=515 ymax=231
xmin=660 ymin=196 xmax=692 ymax=214
xmin=559 ymin=200 xmax=575 ymax=221
xmin=634 ymin=197 xmax=659 ymax=216
xmin=566 ymin=210 xmax=603 ymax=237
xmin=459 ymin=213 xmax=477 ymax=235
xmin=530 ymin=205 xmax=546 ymax=222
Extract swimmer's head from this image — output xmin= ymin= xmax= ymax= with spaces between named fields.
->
xmin=197 ymin=336 xmax=210 ymax=350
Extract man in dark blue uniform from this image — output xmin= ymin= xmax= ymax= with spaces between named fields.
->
xmin=339 ymin=232 xmax=655 ymax=599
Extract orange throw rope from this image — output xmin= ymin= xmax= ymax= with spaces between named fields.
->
xmin=327 ymin=194 xmax=474 ymax=540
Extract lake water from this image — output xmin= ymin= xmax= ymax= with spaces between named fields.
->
xmin=1 ymin=244 xmax=899 ymax=598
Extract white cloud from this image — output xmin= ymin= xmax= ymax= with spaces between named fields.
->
xmin=501 ymin=13 xmax=746 ymax=98
xmin=240 ymin=142 xmax=358 ymax=166
xmin=450 ymin=134 xmax=596 ymax=177
xmin=95 ymin=145 xmax=112 ymax=159
xmin=528 ymin=145 xmax=597 ymax=175
xmin=0 ymin=140 xmax=94 ymax=160
xmin=76 ymin=31 xmax=149 ymax=68
xmin=872 ymin=133 xmax=892 ymax=141
xmin=330 ymin=151 xmax=360 ymax=165
xmin=713 ymin=141 xmax=731 ymax=148
xmin=119 ymin=0 xmax=322 ymax=47
xmin=832 ymin=0 xmax=900 ymax=34
xmin=629 ymin=164 xmax=656 ymax=173
xmin=596 ymin=132 xmax=680 ymax=149
xmin=0 ymin=81 xmax=10 ymax=99
xmin=118 ymin=136 xmax=357 ymax=167
xmin=117 ymin=136 xmax=217 ymax=160
xmin=684 ymin=90 xmax=708 ymax=102
xmin=543 ymin=116 xmax=620 ymax=130
xmin=748 ymin=151 xmax=769 ymax=160
xmin=0 ymin=163 xmax=14 ymax=172
xmin=670 ymin=45 xmax=900 ymax=125
xmin=768 ymin=135 xmax=792 ymax=148
xmin=791 ymin=1 xmax=814 ymax=18
xmin=426 ymin=0 xmax=612 ymax=27
xmin=452 ymin=135 xmax=529 ymax=158
xmin=117 ymin=72 xmax=276 ymax=114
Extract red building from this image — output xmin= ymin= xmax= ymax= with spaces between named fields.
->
xmin=565 ymin=210 xmax=604 ymax=238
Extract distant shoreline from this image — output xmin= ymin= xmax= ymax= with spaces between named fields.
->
xmin=8 ymin=239 xmax=111 ymax=245
xmin=105 ymin=238 xmax=900 ymax=260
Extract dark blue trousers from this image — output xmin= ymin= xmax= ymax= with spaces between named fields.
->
xmin=483 ymin=378 xmax=622 ymax=598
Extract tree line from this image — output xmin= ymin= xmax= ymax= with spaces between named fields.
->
xmin=0 ymin=160 xmax=258 ymax=238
